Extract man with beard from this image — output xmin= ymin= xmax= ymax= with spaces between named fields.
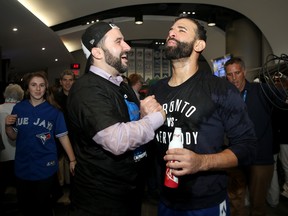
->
xmin=66 ymin=22 xmax=165 ymax=216
xmin=149 ymin=16 xmax=257 ymax=216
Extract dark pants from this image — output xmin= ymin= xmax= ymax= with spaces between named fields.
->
xmin=16 ymin=174 xmax=56 ymax=216
xmin=0 ymin=160 xmax=16 ymax=214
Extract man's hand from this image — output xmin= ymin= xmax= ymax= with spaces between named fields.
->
xmin=164 ymin=148 xmax=238 ymax=176
xmin=140 ymin=95 xmax=166 ymax=119
xmin=164 ymin=148 xmax=206 ymax=176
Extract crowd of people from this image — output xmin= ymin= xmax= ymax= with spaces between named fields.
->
xmin=0 ymin=15 xmax=287 ymax=216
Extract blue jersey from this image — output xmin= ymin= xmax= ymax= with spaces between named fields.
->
xmin=12 ymin=100 xmax=68 ymax=180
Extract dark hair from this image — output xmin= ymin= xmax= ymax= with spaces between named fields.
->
xmin=175 ymin=16 xmax=207 ymax=42
xmin=224 ymin=57 xmax=246 ymax=71
xmin=22 ymin=71 xmax=61 ymax=109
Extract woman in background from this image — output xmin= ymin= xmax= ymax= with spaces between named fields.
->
xmin=5 ymin=71 xmax=76 ymax=216
xmin=0 ymin=84 xmax=24 ymax=214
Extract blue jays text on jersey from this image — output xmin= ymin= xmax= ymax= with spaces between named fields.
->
xmin=17 ymin=117 xmax=53 ymax=130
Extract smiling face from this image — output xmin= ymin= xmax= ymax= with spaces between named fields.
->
xmin=60 ymin=74 xmax=74 ymax=95
xmin=28 ymin=76 xmax=47 ymax=104
xmin=100 ymin=28 xmax=131 ymax=74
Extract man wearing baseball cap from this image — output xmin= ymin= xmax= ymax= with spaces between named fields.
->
xmin=67 ymin=21 xmax=165 ymax=216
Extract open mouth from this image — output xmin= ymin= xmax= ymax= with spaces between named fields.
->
xmin=121 ymin=55 xmax=128 ymax=62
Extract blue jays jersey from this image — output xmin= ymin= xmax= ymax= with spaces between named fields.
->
xmin=12 ymin=100 xmax=68 ymax=180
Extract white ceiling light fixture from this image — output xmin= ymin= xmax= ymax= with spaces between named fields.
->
xmin=207 ymin=21 xmax=216 ymax=27
xmin=135 ymin=15 xmax=143 ymax=25
xmin=207 ymin=13 xmax=216 ymax=27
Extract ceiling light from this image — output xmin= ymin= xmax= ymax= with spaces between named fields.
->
xmin=207 ymin=13 xmax=216 ymax=27
xmin=135 ymin=15 xmax=143 ymax=25
xmin=12 ymin=27 xmax=18 ymax=31
xmin=207 ymin=21 xmax=216 ymax=27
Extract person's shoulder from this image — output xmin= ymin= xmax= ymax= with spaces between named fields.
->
xmin=0 ymin=102 xmax=15 ymax=110
xmin=14 ymin=99 xmax=26 ymax=107
xmin=69 ymin=73 xmax=90 ymax=93
xmin=71 ymin=72 xmax=105 ymax=89
xmin=247 ymin=81 xmax=267 ymax=94
xmin=12 ymin=100 xmax=27 ymax=112
xmin=202 ymin=72 xmax=234 ymax=90
xmin=248 ymin=81 xmax=261 ymax=87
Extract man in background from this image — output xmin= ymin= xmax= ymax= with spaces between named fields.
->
xmin=225 ymin=57 xmax=275 ymax=216
xmin=53 ymin=70 xmax=76 ymax=204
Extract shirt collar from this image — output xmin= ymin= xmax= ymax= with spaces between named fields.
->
xmin=5 ymin=98 xmax=18 ymax=103
xmin=89 ymin=65 xmax=123 ymax=86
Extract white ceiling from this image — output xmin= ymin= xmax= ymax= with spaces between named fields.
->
xmin=0 ymin=0 xmax=288 ymax=79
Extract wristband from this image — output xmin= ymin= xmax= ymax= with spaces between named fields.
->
xmin=70 ymin=160 xmax=76 ymax=163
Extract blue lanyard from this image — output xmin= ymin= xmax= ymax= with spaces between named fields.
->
xmin=242 ymin=90 xmax=247 ymax=102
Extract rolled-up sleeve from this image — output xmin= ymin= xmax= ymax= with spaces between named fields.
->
xmin=93 ymin=111 xmax=164 ymax=155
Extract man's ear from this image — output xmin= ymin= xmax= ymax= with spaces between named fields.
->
xmin=91 ymin=47 xmax=103 ymax=59
xmin=194 ymin=40 xmax=206 ymax=53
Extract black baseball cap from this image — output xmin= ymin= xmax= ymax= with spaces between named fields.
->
xmin=81 ymin=22 xmax=119 ymax=59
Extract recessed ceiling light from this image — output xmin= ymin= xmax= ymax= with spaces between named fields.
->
xmin=42 ymin=47 xmax=46 ymax=51
xmin=55 ymin=59 xmax=58 ymax=62
xmin=207 ymin=22 xmax=216 ymax=27
xmin=12 ymin=28 xmax=18 ymax=31
xmin=181 ymin=11 xmax=194 ymax=15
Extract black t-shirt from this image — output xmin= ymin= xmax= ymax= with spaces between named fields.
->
xmin=150 ymin=70 xmax=257 ymax=210
xmin=67 ymin=72 xmax=145 ymax=215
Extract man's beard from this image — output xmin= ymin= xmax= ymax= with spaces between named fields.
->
xmin=164 ymin=38 xmax=194 ymax=60
xmin=103 ymin=48 xmax=128 ymax=74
